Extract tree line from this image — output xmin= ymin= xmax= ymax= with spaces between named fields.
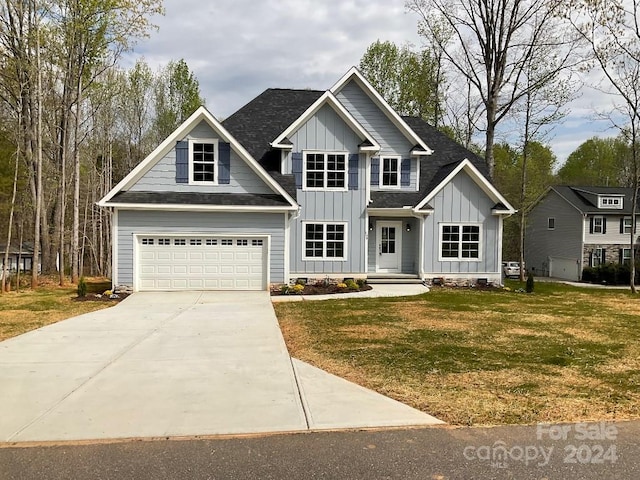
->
xmin=0 ymin=0 xmax=206 ymax=291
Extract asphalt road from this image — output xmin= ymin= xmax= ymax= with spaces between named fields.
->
xmin=1 ymin=420 xmax=638 ymax=479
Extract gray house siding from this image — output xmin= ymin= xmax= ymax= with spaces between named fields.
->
xmin=335 ymin=80 xmax=414 ymax=157
xmin=525 ymin=190 xmax=584 ymax=276
xmin=370 ymin=157 xmax=418 ymax=191
xmin=116 ymin=210 xmax=285 ymax=285
xmin=423 ymin=172 xmax=500 ymax=275
xmin=287 ymin=106 xmax=368 ymax=275
xmin=130 ymin=120 xmax=272 ymax=195
xmin=367 ymin=217 xmax=419 ymax=273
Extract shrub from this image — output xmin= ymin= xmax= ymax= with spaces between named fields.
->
xmin=345 ymin=279 xmax=359 ymax=290
xmin=291 ymin=284 xmax=305 ymax=293
xmin=525 ymin=273 xmax=534 ymax=293
xmin=581 ymin=267 xmax=598 ymax=283
xmin=356 ymin=278 xmax=367 ymax=288
xmin=280 ymin=284 xmax=290 ymax=295
xmin=77 ymin=277 xmax=87 ymax=297
xmin=295 ymin=278 xmax=307 ymax=286
xmin=336 ymin=282 xmax=347 ymax=289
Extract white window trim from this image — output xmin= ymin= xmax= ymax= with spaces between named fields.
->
xmin=598 ymin=196 xmax=623 ymax=209
xmin=302 ymin=221 xmax=348 ymax=261
xmin=379 ymin=155 xmax=402 ymax=189
xmin=438 ymin=223 xmax=483 ymax=262
xmin=302 ymin=150 xmax=348 ymax=191
xmin=622 ymin=248 xmax=632 ymax=264
xmin=623 ymin=217 xmax=633 ymax=235
xmin=593 ymin=216 xmax=604 ymax=234
xmin=548 ymin=217 xmax=555 ymax=230
xmin=188 ymin=138 xmax=219 ymax=185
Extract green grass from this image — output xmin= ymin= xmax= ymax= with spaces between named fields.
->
xmin=275 ymin=281 xmax=640 ymax=425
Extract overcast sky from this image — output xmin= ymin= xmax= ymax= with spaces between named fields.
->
xmin=123 ymin=0 xmax=621 ymax=165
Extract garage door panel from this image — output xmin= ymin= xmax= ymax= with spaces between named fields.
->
xmin=137 ymin=236 xmax=267 ymax=291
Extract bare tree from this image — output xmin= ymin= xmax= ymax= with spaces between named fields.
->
xmin=568 ymin=0 xmax=640 ymax=293
xmin=407 ymin=0 xmax=581 ymax=176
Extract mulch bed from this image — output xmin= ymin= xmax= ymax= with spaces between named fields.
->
xmin=271 ymin=284 xmax=372 ymax=296
xmin=73 ymin=293 xmax=130 ymax=303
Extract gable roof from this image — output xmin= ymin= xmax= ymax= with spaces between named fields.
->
xmin=270 ymin=91 xmax=380 ymax=152
xmin=330 ymin=67 xmax=433 ymax=156
xmin=98 ymin=106 xmax=298 ymax=209
xmin=549 ymin=185 xmax=637 ymax=214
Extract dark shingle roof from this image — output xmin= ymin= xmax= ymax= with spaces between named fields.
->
xmin=222 ymin=88 xmax=323 ymax=163
xmin=112 ymin=191 xmax=292 ymax=207
xmin=552 ymin=186 xmax=637 ymax=214
xmin=370 ymin=117 xmax=489 ymax=208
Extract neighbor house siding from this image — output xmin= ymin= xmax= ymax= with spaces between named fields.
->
xmin=116 ymin=210 xmax=285 ymax=286
xmin=422 ymin=172 xmax=500 ymax=275
xmin=583 ymin=215 xmax=639 ymax=245
xmin=525 ymin=189 xmax=584 ymax=276
xmin=129 ymin=120 xmax=272 ymax=194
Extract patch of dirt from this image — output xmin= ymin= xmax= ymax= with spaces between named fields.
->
xmin=73 ymin=293 xmax=130 ymax=303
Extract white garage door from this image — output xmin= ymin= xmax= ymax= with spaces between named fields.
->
xmin=137 ymin=236 xmax=267 ymax=291
xmin=549 ymin=257 xmax=580 ymax=281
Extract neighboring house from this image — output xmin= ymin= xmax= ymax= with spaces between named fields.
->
xmin=526 ymin=185 xmax=639 ymax=281
xmin=98 ymin=67 xmax=515 ymax=292
xmin=0 ymin=244 xmax=38 ymax=273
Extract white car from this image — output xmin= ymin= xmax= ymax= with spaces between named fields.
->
xmin=502 ymin=261 xmax=523 ymax=278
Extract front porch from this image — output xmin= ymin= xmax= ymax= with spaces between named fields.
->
xmin=367 ymin=216 xmax=421 ymax=276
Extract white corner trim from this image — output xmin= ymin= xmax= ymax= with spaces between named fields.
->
xmin=98 ymin=106 xmax=298 ymax=209
xmin=415 ymin=159 xmax=516 ymax=213
xmin=284 ymin=212 xmax=290 ymax=284
xmin=111 ymin=209 xmax=119 ymax=289
xmin=271 ymin=91 xmax=380 ymax=151
xmin=329 ymin=67 xmax=433 ymax=155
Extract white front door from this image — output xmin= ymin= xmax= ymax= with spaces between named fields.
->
xmin=376 ymin=221 xmax=402 ymax=272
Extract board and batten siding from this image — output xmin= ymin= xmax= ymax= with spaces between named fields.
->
xmin=422 ymin=172 xmax=500 ymax=275
xmin=116 ymin=210 xmax=286 ymax=285
xmin=286 ymin=104 xmax=368 ymax=275
xmin=525 ymin=190 xmax=584 ymax=276
xmin=129 ymin=120 xmax=272 ymax=194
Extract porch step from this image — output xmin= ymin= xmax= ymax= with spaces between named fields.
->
xmin=367 ymin=274 xmax=424 ymax=285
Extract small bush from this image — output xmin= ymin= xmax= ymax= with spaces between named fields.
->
xmin=345 ymin=279 xmax=359 ymax=290
xmin=77 ymin=277 xmax=87 ymax=297
xmin=356 ymin=278 xmax=367 ymax=288
xmin=337 ymin=282 xmax=347 ymax=289
xmin=295 ymin=278 xmax=307 ymax=286
xmin=526 ymin=273 xmax=534 ymax=293
xmin=291 ymin=284 xmax=305 ymax=294
xmin=280 ymin=284 xmax=290 ymax=295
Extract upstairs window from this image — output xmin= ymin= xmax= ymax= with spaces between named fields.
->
xmin=622 ymin=217 xmax=633 ymax=234
xmin=548 ymin=218 xmax=555 ymax=230
xmin=190 ymin=139 xmax=218 ymax=184
xmin=591 ymin=216 xmax=605 ymax=234
xmin=304 ymin=152 xmax=347 ymax=190
xmin=598 ymin=196 xmax=623 ymax=209
xmin=380 ymin=156 xmax=401 ymax=188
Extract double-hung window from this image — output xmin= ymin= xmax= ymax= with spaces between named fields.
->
xmin=304 ymin=152 xmax=347 ymax=190
xmin=380 ymin=156 xmax=401 ymax=188
xmin=440 ymin=224 xmax=482 ymax=261
xmin=592 ymin=216 xmax=604 ymax=234
xmin=621 ymin=248 xmax=632 ymax=264
xmin=190 ymin=139 xmax=218 ymax=184
xmin=623 ymin=217 xmax=633 ymax=234
xmin=303 ymin=222 xmax=346 ymax=260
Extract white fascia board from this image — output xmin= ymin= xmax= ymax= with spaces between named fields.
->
xmin=100 ymin=203 xmax=297 ymax=213
xmin=415 ymin=159 xmax=516 ymax=213
xmin=98 ymin=106 xmax=298 ymax=209
xmin=271 ymin=91 xmax=380 ymax=151
xmin=330 ymin=67 xmax=434 ymax=155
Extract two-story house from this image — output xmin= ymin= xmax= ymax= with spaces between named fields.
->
xmin=526 ymin=186 xmax=638 ymax=281
xmin=98 ymin=67 xmax=515 ymax=291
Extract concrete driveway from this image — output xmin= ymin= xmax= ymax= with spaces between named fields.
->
xmin=0 ymin=291 xmax=441 ymax=443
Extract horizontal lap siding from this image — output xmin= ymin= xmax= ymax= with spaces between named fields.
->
xmin=129 ymin=120 xmax=272 ymax=194
xmin=423 ymin=172 xmax=499 ymax=274
xmin=117 ymin=210 xmax=285 ymax=285
xmin=525 ymin=190 xmax=583 ymax=276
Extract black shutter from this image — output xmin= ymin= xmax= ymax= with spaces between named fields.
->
xmin=371 ymin=157 xmax=380 ymax=185
xmin=292 ymin=152 xmax=303 ymax=189
xmin=589 ymin=217 xmax=594 ymax=234
xmin=400 ymin=158 xmax=411 ymax=186
xmin=619 ymin=249 xmax=623 ymax=264
xmin=603 ymin=218 xmax=607 ymax=234
xmin=175 ymin=141 xmax=188 ymax=183
xmin=348 ymin=154 xmax=358 ymax=190
xmin=218 ymin=142 xmax=231 ymax=184
xmin=620 ymin=218 xmax=625 ymax=234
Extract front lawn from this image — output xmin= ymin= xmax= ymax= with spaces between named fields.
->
xmin=0 ymin=278 xmax=117 ymax=341
xmin=274 ymin=281 xmax=640 ymax=425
